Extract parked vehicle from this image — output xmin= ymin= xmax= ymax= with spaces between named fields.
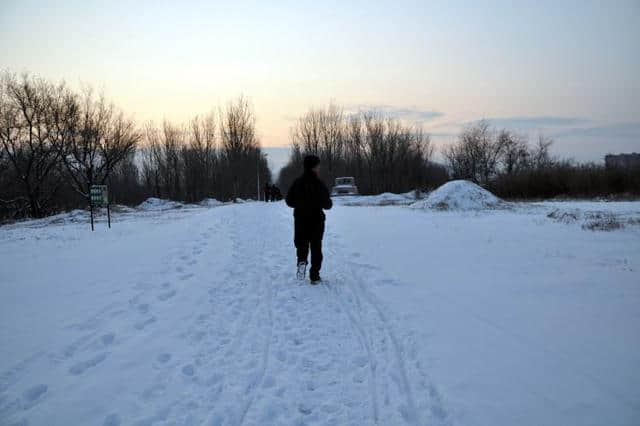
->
xmin=331 ymin=177 xmax=358 ymax=196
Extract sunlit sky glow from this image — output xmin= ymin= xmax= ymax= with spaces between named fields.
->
xmin=2 ymin=0 xmax=639 ymax=173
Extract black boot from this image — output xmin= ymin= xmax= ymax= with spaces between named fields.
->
xmin=296 ymin=261 xmax=307 ymax=280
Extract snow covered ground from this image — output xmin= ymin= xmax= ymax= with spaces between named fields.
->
xmin=1 ymin=199 xmax=639 ymax=426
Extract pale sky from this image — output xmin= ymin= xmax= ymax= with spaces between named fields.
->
xmin=2 ymin=0 xmax=639 ymax=170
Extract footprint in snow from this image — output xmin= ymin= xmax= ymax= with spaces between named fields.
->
xmin=68 ymin=353 xmax=107 ymax=375
xmin=102 ymin=413 xmax=121 ymax=426
xmin=22 ymin=384 xmax=47 ymax=409
xmin=134 ymin=316 xmax=156 ymax=330
xmin=157 ymin=290 xmax=176 ymax=301
xmin=262 ymin=375 xmax=276 ymax=388
xmin=101 ymin=333 xmax=115 ymax=346
xmin=156 ymin=353 xmax=171 ymax=363
xmin=181 ymin=364 xmax=195 ymax=376
xmin=298 ymin=402 xmax=313 ymax=415
xmin=353 ymin=355 xmax=368 ymax=368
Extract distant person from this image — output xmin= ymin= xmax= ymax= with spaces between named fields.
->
xmin=271 ymin=184 xmax=281 ymax=201
xmin=264 ymin=182 xmax=271 ymax=202
xmin=285 ymin=155 xmax=332 ymax=283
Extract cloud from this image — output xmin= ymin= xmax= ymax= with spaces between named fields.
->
xmin=345 ymin=104 xmax=444 ymax=123
xmin=282 ymin=104 xmax=443 ymax=124
xmin=468 ymin=116 xmax=590 ymax=131
xmin=552 ymin=122 xmax=640 ymax=139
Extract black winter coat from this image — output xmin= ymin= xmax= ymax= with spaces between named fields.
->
xmin=285 ymin=171 xmax=333 ymax=221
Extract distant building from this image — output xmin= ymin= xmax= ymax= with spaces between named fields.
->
xmin=605 ymin=153 xmax=640 ymax=169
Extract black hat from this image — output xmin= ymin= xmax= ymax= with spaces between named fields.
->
xmin=304 ymin=155 xmax=320 ymax=171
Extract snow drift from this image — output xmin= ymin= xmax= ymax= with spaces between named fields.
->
xmin=137 ymin=198 xmax=184 ymax=211
xmin=336 ymin=191 xmax=417 ymax=206
xmin=199 ymin=198 xmax=224 ymax=207
xmin=411 ymin=180 xmax=504 ymax=211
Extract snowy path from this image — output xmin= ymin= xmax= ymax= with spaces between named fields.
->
xmin=0 ymin=203 xmax=446 ymax=426
xmin=1 ymin=201 xmax=639 ymax=426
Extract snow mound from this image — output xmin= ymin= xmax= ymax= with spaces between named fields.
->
xmin=137 ymin=198 xmax=183 ymax=211
xmin=44 ymin=209 xmax=88 ymax=225
xmin=199 ymin=198 xmax=223 ymax=207
xmin=339 ymin=192 xmax=416 ymax=206
xmin=411 ymin=180 xmax=503 ymax=211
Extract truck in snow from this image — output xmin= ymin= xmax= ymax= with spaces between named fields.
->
xmin=331 ymin=176 xmax=358 ymax=196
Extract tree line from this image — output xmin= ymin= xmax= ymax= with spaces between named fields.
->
xmin=278 ymin=106 xmax=638 ymax=200
xmin=277 ymin=104 xmax=448 ymax=194
xmin=2 ymin=71 xmax=637 ymax=221
xmin=444 ymin=120 xmax=640 ymax=199
xmin=0 ymin=72 xmax=270 ymax=220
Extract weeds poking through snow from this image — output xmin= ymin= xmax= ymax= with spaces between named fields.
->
xmin=582 ymin=213 xmax=624 ymax=231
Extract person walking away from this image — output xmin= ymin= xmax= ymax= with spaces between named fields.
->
xmin=285 ymin=155 xmax=332 ymax=283
xmin=264 ymin=182 xmax=271 ymax=202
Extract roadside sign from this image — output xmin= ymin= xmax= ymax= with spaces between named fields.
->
xmin=89 ymin=185 xmax=111 ymax=231
xmin=90 ymin=185 xmax=108 ymax=206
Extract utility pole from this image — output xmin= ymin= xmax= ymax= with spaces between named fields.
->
xmin=257 ymin=152 xmax=268 ymax=201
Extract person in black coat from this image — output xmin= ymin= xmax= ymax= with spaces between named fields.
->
xmin=285 ymin=155 xmax=332 ymax=283
xmin=264 ymin=182 xmax=271 ymax=202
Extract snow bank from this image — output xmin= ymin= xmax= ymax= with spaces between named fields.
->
xmin=546 ymin=207 xmax=639 ymax=231
xmin=137 ymin=197 xmax=183 ymax=211
xmin=410 ymin=180 xmax=504 ymax=211
xmin=199 ymin=198 xmax=223 ymax=207
xmin=335 ymin=191 xmax=417 ymax=206
xmin=41 ymin=209 xmax=88 ymax=226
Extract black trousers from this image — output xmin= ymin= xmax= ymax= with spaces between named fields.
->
xmin=294 ymin=218 xmax=325 ymax=278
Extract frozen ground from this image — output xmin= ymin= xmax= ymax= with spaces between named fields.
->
xmin=1 ymin=198 xmax=639 ymax=426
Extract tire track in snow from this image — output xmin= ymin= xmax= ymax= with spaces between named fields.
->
xmin=222 ymin=210 xmax=276 ymax=426
xmin=333 ymin=267 xmax=419 ymax=425
xmin=350 ymin=275 xmax=419 ymax=424
xmin=325 ymin=236 xmax=444 ymax=425
xmin=322 ymin=281 xmax=380 ymax=424
xmin=238 ymin=268 xmax=274 ymax=426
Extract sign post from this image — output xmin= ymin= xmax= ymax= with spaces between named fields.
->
xmin=89 ymin=185 xmax=110 ymax=231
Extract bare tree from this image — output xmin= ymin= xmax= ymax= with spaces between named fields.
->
xmin=0 ymin=72 xmax=66 ymax=217
xmin=60 ymin=88 xmax=140 ymax=204
xmin=161 ymin=120 xmax=184 ymax=200
xmin=531 ymin=135 xmax=554 ymax=169
xmin=282 ymin=105 xmax=438 ymax=194
xmin=141 ymin=122 xmax=163 ymax=198
xmin=182 ymin=113 xmax=217 ymax=202
xmin=219 ymin=96 xmax=261 ymax=199
xmin=498 ymin=129 xmax=529 ymax=175
xmin=444 ymin=120 xmax=505 ymax=185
